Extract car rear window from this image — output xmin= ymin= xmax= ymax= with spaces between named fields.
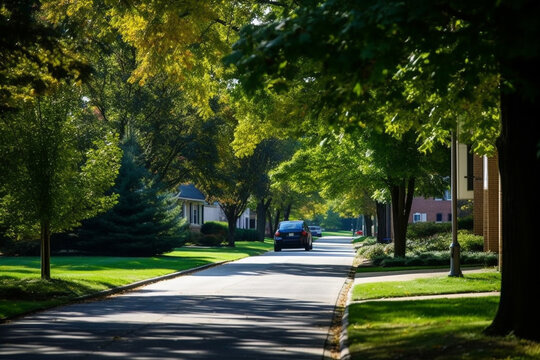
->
xmin=310 ymin=226 xmax=320 ymax=230
xmin=279 ymin=221 xmax=303 ymax=230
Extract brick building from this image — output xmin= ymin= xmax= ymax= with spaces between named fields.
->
xmin=473 ymin=154 xmax=501 ymax=253
xmin=408 ymin=194 xmax=452 ymax=223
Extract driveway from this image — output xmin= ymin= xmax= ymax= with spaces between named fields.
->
xmin=0 ymin=237 xmax=355 ymax=360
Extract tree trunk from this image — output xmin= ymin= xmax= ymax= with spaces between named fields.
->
xmin=485 ymin=65 xmax=540 ymax=341
xmin=40 ymin=220 xmax=51 ymax=280
xmin=283 ymin=203 xmax=292 ymax=221
xmin=256 ymin=198 xmax=271 ymax=241
xmin=375 ymin=201 xmax=387 ymax=243
xmin=364 ymin=215 xmax=373 ymax=236
xmin=273 ymin=208 xmax=281 ymax=234
xmin=267 ymin=210 xmax=274 ymax=236
xmin=226 ymin=215 xmax=237 ymax=247
xmin=390 ymin=177 xmax=415 ymax=257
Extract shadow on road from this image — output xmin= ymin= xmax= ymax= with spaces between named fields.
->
xmin=0 ymin=294 xmax=333 ymax=360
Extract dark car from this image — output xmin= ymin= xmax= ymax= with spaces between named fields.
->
xmin=308 ymin=225 xmax=322 ymax=237
xmin=274 ymin=220 xmax=313 ymax=252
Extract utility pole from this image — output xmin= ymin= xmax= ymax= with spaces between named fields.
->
xmin=449 ymin=130 xmax=463 ymax=277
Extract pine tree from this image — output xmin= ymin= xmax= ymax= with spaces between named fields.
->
xmin=76 ymin=137 xmax=186 ymax=256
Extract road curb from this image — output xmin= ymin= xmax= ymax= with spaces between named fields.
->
xmin=339 ymin=287 xmax=352 ymax=360
xmin=1 ymin=260 xmax=230 ymax=324
xmin=75 ymin=260 xmax=230 ymax=302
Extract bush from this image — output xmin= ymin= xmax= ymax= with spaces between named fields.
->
xmin=372 ymin=254 xmax=392 ymax=266
xmin=377 ymin=251 xmax=497 ymax=268
xmin=458 ymin=231 xmax=484 ymax=252
xmin=201 ymin=221 xmax=258 ymax=242
xmin=234 ymin=228 xmax=258 ymax=242
xmin=358 ymin=243 xmax=393 ymax=260
xmin=407 ymin=230 xmax=484 ymax=253
xmin=196 ymin=234 xmax=225 ymax=247
xmin=201 ymin=221 xmax=228 ymax=236
xmin=458 ymin=216 xmax=474 ymax=231
xmin=462 ymin=251 xmax=498 ymax=266
xmin=0 ymin=238 xmax=40 ymax=256
xmin=407 ymin=222 xmax=452 ymax=239
xmin=380 ymin=257 xmax=407 ymax=267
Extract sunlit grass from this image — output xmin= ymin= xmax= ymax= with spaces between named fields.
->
xmin=348 ymin=297 xmax=540 ymax=360
xmin=352 ymin=271 xmax=500 ymax=301
xmin=0 ymin=239 xmax=273 ymax=319
xmin=322 ymin=230 xmax=353 ymax=237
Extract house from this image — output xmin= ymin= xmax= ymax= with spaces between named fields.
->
xmin=177 ymin=184 xmax=206 ymax=230
xmin=177 ymin=184 xmax=255 ymax=231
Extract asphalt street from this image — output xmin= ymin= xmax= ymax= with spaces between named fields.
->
xmin=0 ymin=237 xmax=355 ymax=360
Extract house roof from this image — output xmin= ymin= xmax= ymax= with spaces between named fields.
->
xmin=177 ymin=184 xmax=206 ymax=201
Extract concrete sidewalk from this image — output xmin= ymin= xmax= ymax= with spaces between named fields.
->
xmin=354 ymin=267 xmax=494 ymax=285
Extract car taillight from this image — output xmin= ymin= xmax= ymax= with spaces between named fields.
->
xmin=301 ymin=230 xmax=307 ymax=236
xmin=275 ymin=231 xmax=281 ymax=237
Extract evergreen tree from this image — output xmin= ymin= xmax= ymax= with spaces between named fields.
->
xmin=76 ymin=137 xmax=186 ymax=256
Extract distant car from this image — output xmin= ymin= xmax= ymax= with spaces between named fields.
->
xmin=308 ymin=226 xmax=322 ymax=237
xmin=274 ymin=220 xmax=313 ymax=252
xmin=356 ymin=230 xmax=363 ymax=235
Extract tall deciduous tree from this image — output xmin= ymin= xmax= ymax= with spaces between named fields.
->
xmin=0 ymin=87 xmax=121 ymax=279
xmin=227 ymin=0 xmax=540 ymax=340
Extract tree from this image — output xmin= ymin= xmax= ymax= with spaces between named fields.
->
xmin=196 ymin=110 xmax=283 ymax=246
xmin=0 ymin=0 xmax=90 ymax=112
xmin=0 ymin=87 xmax=121 ymax=279
xmin=227 ymin=0 xmax=540 ymax=340
xmin=76 ymin=137 xmax=186 ymax=256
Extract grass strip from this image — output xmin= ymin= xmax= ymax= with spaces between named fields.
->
xmin=357 ymin=265 xmax=491 ymax=273
xmin=352 ymin=271 xmax=500 ymax=301
xmin=322 ymin=230 xmax=354 ymax=237
xmin=347 ymin=297 xmax=540 ymax=360
xmin=0 ymin=239 xmax=273 ymax=320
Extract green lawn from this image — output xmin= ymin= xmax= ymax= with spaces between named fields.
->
xmin=357 ymin=264 xmax=493 ymax=273
xmin=347 ymin=297 xmax=540 ymax=360
xmin=322 ymin=230 xmax=354 ymax=237
xmin=0 ymin=239 xmax=273 ymax=320
xmin=352 ymin=271 xmax=500 ymax=301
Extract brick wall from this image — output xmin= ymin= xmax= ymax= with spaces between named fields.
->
xmin=483 ymin=154 xmax=500 ymax=253
xmin=408 ymin=197 xmax=452 ymax=223
xmin=473 ymin=155 xmax=484 ymax=236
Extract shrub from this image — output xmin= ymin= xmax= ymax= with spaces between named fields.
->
xmin=0 ymin=238 xmax=40 ymax=256
xmin=407 ymin=222 xmax=451 ymax=239
xmin=358 ymin=243 xmax=393 ymax=260
xmin=201 ymin=221 xmax=228 ymax=236
xmin=195 ymin=234 xmax=225 ymax=247
xmin=458 ymin=215 xmax=474 ymax=231
xmin=462 ymin=251 xmax=498 ymax=266
xmin=372 ymin=254 xmax=392 ymax=266
xmin=376 ymin=251 xmax=497 ymax=268
xmin=201 ymin=221 xmax=258 ymax=242
xmin=407 ymin=230 xmax=484 ymax=253
xmin=234 ymin=228 xmax=258 ymax=242
xmin=458 ymin=231 xmax=484 ymax=252
xmin=381 ymin=257 xmax=407 ymax=267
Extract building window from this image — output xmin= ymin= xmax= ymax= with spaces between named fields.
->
xmin=193 ymin=208 xmax=198 ymax=224
xmin=413 ymin=213 xmax=427 ymax=223
xmin=448 ymin=213 xmax=452 ymax=222
xmin=436 ymin=213 xmax=443 ymax=222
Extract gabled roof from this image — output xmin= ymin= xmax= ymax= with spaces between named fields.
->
xmin=177 ymin=184 xmax=206 ymax=201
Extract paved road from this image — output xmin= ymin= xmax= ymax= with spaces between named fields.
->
xmin=0 ymin=237 xmax=354 ymax=360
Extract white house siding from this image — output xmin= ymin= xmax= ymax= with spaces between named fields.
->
xmin=203 ymin=204 xmax=253 ymax=229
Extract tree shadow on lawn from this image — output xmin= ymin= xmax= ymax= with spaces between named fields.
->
xmin=0 ymin=294 xmax=334 ymax=360
xmin=347 ymin=297 xmax=539 ymax=360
